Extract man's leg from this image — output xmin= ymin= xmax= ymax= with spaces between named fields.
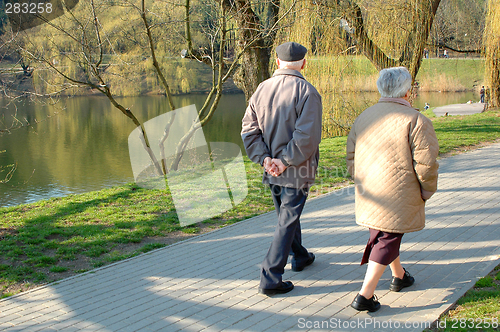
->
xmin=260 ymin=185 xmax=308 ymax=289
xmin=271 ymin=186 xmax=308 ymax=259
xmin=290 ymin=187 xmax=314 ymax=270
xmin=291 ymin=221 xmax=309 ymax=258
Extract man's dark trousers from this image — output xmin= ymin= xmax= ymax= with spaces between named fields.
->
xmin=260 ymin=184 xmax=310 ymax=289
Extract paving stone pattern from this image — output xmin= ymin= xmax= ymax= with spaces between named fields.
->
xmin=1 ymin=143 xmax=500 ymax=332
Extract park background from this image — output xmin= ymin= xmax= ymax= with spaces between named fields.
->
xmin=1 ymin=0 xmax=500 ymax=326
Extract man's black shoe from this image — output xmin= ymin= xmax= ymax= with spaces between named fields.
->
xmin=291 ymin=253 xmax=315 ymax=272
xmin=351 ymin=293 xmax=381 ymax=312
xmin=389 ymin=268 xmax=415 ymax=292
xmin=258 ymin=281 xmax=294 ymax=295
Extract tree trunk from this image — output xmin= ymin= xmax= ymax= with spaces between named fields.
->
xmin=233 ymin=41 xmax=271 ymax=102
xmin=227 ymin=0 xmax=280 ymax=101
xmin=337 ymin=0 xmax=396 ymax=70
xmin=484 ymin=0 xmax=500 ymax=108
xmin=399 ymin=0 xmax=441 ymax=80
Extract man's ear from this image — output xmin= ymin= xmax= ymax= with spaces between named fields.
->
xmin=276 ymin=58 xmax=280 ymax=68
xmin=301 ymin=59 xmax=306 ymax=70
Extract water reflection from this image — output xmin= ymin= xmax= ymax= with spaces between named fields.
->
xmin=0 ymin=94 xmax=247 ymax=207
xmin=0 ymin=91 xmax=478 ymax=207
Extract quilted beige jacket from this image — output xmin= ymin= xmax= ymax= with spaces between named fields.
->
xmin=346 ymin=98 xmax=439 ymax=233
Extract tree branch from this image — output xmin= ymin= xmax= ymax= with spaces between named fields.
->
xmin=335 ymin=0 xmax=397 ymax=70
xmin=140 ymin=0 xmax=176 ymax=112
xmin=399 ymin=0 xmax=442 ymax=80
xmin=432 ymin=43 xmax=481 ymax=54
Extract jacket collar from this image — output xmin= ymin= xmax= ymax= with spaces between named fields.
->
xmin=273 ymin=68 xmax=305 ymax=80
xmin=378 ymin=97 xmax=412 ymax=108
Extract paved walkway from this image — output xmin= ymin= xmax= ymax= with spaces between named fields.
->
xmin=433 ymin=103 xmax=485 ymax=117
xmin=1 ymin=143 xmax=500 ymax=332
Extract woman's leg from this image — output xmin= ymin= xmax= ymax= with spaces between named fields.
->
xmin=389 ymin=255 xmax=415 ymax=291
xmin=353 ymin=230 xmax=405 ymax=311
xmin=359 ymin=260 xmax=386 ymax=299
xmin=389 ymin=256 xmax=405 ymax=279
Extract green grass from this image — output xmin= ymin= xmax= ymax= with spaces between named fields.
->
xmin=475 ymin=276 xmax=496 ymax=288
xmin=49 ymin=266 xmax=68 ymax=273
xmin=310 ymin=56 xmax=485 ymax=87
xmin=427 ymin=264 xmax=500 ymax=332
xmin=1 ymin=109 xmax=500 ymax=298
xmin=421 ymin=107 xmax=437 ymax=119
xmin=432 ymin=110 xmax=500 ymax=155
xmin=0 ymin=137 xmax=348 ymax=296
xmin=308 ymin=56 xmax=485 ymax=93
xmin=417 ymin=58 xmax=485 ymax=91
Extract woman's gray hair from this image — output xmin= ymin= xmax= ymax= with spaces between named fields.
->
xmin=376 ymin=66 xmax=412 ymax=98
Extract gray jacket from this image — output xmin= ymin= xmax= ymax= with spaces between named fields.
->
xmin=241 ymin=69 xmax=322 ymax=188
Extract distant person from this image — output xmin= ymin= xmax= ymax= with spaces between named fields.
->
xmin=424 ymin=103 xmax=430 ymax=111
xmin=443 ymin=49 xmax=448 ymax=58
xmin=423 ymin=48 xmax=429 ymax=59
xmin=480 ymin=86 xmax=485 ymax=103
xmin=241 ymin=42 xmax=322 ymax=295
xmin=346 ymin=67 xmax=439 ymax=312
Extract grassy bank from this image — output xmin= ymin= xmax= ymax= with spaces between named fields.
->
xmin=417 ymin=58 xmax=485 ymax=92
xmin=3 ymin=56 xmax=485 ymax=97
xmin=1 ymin=109 xmax=500 ymax=299
xmin=306 ymin=56 xmax=484 ymax=94
xmin=426 ymin=108 xmax=500 ymax=155
xmin=426 ymin=264 xmax=500 ymax=332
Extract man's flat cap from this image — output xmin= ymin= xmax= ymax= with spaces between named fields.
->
xmin=276 ymin=42 xmax=307 ymax=61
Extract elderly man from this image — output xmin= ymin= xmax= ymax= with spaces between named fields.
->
xmin=241 ymin=42 xmax=322 ymax=295
xmin=346 ymin=67 xmax=439 ymax=311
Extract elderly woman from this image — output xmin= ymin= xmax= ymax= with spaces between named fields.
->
xmin=346 ymin=67 xmax=439 ymax=312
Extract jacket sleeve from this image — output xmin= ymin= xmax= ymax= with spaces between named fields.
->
xmin=410 ymin=114 xmax=439 ymax=196
xmin=277 ymin=90 xmax=322 ymax=167
xmin=241 ymin=103 xmax=271 ymax=166
xmin=346 ymin=126 xmax=356 ymax=177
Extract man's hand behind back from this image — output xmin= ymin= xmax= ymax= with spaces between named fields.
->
xmin=264 ymin=157 xmax=287 ymax=177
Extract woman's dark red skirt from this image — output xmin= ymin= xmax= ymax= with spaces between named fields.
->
xmin=361 ymin=229 xmax=404 ymax=265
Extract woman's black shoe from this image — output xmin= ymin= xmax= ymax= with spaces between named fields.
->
xmin=389 ymin=268 xmax=415 ymax=292
xmin=351 ymin=293 xmax=381 ymax=312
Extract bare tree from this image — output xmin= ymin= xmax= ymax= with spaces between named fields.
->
xmin=182 ymin=0 xmax=287 ymax=101
xmin=3 ymin=0 xmax=295 ymax=175
xmin=431 ymin=0 xmax=486 ymax=56
xmin=170 ymin=0 xmax=295 ymax=169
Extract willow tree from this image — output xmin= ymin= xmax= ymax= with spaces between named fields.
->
xmin=324 ymin=0 xmax=442 ymax=81
xmin=274 ymin=0 xmax=443 ymax=137
xmin=484 ymin=0 xmax=499 ymax=107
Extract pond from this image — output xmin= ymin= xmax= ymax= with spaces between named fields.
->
xmin=0 ymin=91 xmax=477 ymax=207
